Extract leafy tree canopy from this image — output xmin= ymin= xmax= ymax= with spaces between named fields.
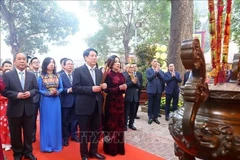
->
xmin=0 ymin=0 xmax=79 ymax=56
xmin=85 ymin=0 xmax=171 ymax=64
xmin=232 ymin=0 xmax=240 ymax=50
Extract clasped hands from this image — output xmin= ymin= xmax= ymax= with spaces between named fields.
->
xmin=17 ymin=91 xmax=31 ymax=99
xmin=49 ymin=88 xmax=58 ymax=95
xmin=92 ymin=83 xmax=107 ymax=92
xmin=119 ymin=84 xmax=127 ymax=90
xmin=132 ymin=77 xmax=138 ymax=84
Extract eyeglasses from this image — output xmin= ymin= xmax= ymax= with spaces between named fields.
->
xmin=32 ymin=61 xmax=40 ymax=64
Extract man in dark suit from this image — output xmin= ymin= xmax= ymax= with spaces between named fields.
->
xmin=60 ymin=58 xmax=78 ymax=146
xmin=183 ymin=70 xmax=191 ymax=86
xmin=29 ymin=57 xmax=41 ymax=142
xmin=72 ymin=48 xmax=107 ymax=160
xmin=123 ymin=64 xmax=141 ymax=131
xmin=146 ymin=59 xmax=165 ymax=125
xmin=57 ymin=57 xmax=67 ymax=74
xmin=132 ymin=63 xmax=143 ymax=119
xmin=2 ymin=53 xmax=38 ymax=160
xmin=164 ymin=63 xmax=182 ymax=121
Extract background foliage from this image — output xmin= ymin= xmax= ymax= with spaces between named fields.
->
xmin=0 ymin=0 xmax=79 ymax=56
xmin=232 ymin=0 xmax=240 ymax=51
xmin=86 ymin=0 xmax=170 ymax=65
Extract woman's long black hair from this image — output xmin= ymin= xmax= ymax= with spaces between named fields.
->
xmin=41 ymin=57 xmax=57 ymax=75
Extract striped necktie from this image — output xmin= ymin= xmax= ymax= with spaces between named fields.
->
xmin=68 ymin=73 xmax=72 ymax=84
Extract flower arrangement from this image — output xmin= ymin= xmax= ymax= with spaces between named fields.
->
xmin=208 ymin=0 xmax=232 ymax=85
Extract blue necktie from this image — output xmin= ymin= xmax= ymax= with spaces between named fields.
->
xmin=19 ymin=71 xmax=25 ymax=89
xmin=34 ymin=71 xmax=39 ymax=79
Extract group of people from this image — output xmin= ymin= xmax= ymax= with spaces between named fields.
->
xmin=0 ymin=48 xmax=145 ymax=160
xmin=0 ymin=48 xmax=184 ymax=160
xmin=146 ymin=59 xmax=182 ymax=124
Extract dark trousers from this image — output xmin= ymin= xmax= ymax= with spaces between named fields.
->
xmin=62 ymin=106 xmax=78 ymax=141
xmin=32 ymin=103 xmax=39 ymax=139
xmin=70 ymin=111 xmax=78 ymax=139
xmin=8 ymin=113 xmax=34 ymax=158
xmin=147 ymin=93 xmax=161 ymax=119
xmin=134 ymin=90 xmax=141 ymax=117
xmin=165 ymin=93 xmax=179 ymax=117
xmin=78 ymin=103 xmax=101 ymax=158
xmin=124 ymin=101 xmax=136 ymax=126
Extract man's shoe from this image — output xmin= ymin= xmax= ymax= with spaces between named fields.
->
xmin=129 ymin=125 xmax=137 ymax=130
xmin=24 ymin=154 xmax=37 ymax=160
xmin=158 ymin=113 xmax=162 ymax=117
xmin=153 ymin=118 xmax=160 ymax=124
xmin=63 ymin=140 xmax=69 ymax=146
xmin=32 ymin=137 xmax=36 ymax=143
xmin=165 ymin=117 xmax=170 ymax=121
xmin=89 ymin=153 xmax=106 ymax=159
xmin=14 ymin=156 xmax=22 ymax=160
xmin=148 ymin=119 xmax=153 ymax=124
xmin=135 ymin=116 xmax=140 ymax=119
xmin=71 ymin=137 xmax=80 ymax=142
xmin=82 ymin=158 xmax=88 ymax=160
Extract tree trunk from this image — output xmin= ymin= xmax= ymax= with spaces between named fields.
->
xmin=0 ymin=0 xmax=20 ymax=55
xmin=168 ymin=0 xmax=193 ymax=76
xmin=123 ymin=39 xmax=130 ymax=63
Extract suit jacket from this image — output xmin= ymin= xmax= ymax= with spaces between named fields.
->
xmin=60 ymin=72 xmax=76 ymax=108
xmin=183 ymin=71 xmax=190 ymax=86
xmin=30 ymin=69 xmax=40 ymax=104
xmin=146 ymin=68 xmax=165 ymax=94
xmin=164 ymin=71 xmax=182 ymax=95
xmin=2 ymin=69 xmax=38 ymax=118
xmin=72 ymin=64 xmax=103 ymax=115
xmin=136 ymin=71 xmax=143 ymax=91
xmin=123 ymin=72 xmax=141 ymax=102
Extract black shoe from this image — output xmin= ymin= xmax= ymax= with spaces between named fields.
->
xmin=14 ymin=156 xmax=22 ymax=160
xmin=71 ymin=137 xmax=80 ymax=142
xmin=148 ymin=119 xmax=153 ymax=124
xmin=135 ymin=116 xmax=140 ymax=119
xmin=32 ymin=137 xmax=36 ymax=143
xmin=129 ymin=125 xmax=137 ymax=130
xmin=153 ymin=118 xmax=160 ymax=124
xmin=165 ymin=117 xmax=170 ymax=121
xmin=124 ymin=126 xmax=128 ymax=131
xmin=158 ymin=113 xmax=162 ymax=117
xmin=24 ymin=154 xmax=37 ymax=160
xmin=89 ymin=153 xmax=106 ymax=159
xmin=63 ymin=140 xmax=69 ymax=146
xmin=82 ymin=158 xmax=88 ymax=160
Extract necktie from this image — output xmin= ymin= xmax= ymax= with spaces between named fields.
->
xmin=68 ymin=73 xmax=72 ymax=84
xmin=19 ymin=71 xmax=25 ymax=89
xmin=90 ymin=68 xmax=96 ymax=85
xmin=188 ymin=71 xmax=192 ymax=80
xmin=34 ymin=71 xmax=39 ymax=79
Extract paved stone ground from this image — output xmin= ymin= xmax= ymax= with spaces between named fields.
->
xmin=125 ymin=105 xmax=178 ymax=160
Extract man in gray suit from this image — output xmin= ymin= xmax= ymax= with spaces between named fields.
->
xmin=2 ymin=53 xmax=38 ymax=160
xmin=72 ymin=48 xmax=107 ymax=160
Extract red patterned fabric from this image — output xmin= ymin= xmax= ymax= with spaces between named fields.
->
xmin=103 ymin=70 xmax=126 ymax=156
xmin=0 ymin=79 xmax=5 ymax=160
xmin=0 ymin=95 xmax=11 ymax=145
